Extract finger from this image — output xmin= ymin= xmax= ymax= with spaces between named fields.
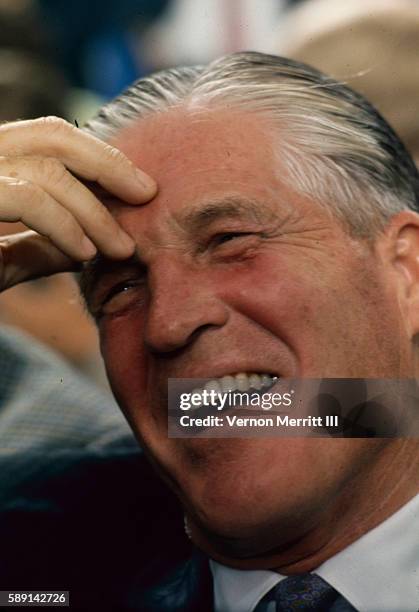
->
xmin=0 ymin=117 xmax=157 ymax=204
xmin=0 ymin=230 xmax=77 ymax=289
xmin=0 ymin=156 xmax=135 ymax=259
xmin=0 ymin=176 xmax=98 ymax=262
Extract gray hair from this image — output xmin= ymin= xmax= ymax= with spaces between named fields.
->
xmin=85 ymin=51 xmax=419 ymax=238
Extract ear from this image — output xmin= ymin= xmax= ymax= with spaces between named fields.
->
xmin=375 ymin=211 xmax=419 ymax=337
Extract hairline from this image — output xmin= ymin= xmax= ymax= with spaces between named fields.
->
xmin=84 ymin=52 xmax=419 ymax=240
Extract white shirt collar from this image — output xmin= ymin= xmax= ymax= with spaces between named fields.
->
xmin=210 ymin=493 xmax=419 ymax=612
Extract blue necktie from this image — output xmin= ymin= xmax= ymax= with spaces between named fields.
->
xmin=254 ymin=573 xmax=358 ymax=611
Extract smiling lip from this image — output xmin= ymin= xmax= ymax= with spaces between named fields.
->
xmin=167 ymin=372 xmax=282 ymax=416
xmin=189 ymin=372 xmax=279 ymax=395
xmin=165 ymin=371 xmax=280 ymax=395
xmin=165 ymin=367 xmax=280 ymax=381
xmin=154 ymin=367 xmax=285 ymax=412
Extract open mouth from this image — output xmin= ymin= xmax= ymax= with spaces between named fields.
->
xmin=167 ymin=371 xmax=285 ymax=435
xmin=168 ymin=372 xmax=280 ymax=420
xmin=189 ymin=372 xmax=279 ymax=404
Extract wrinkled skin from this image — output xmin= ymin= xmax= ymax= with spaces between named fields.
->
xmin=87 ymin=107 xmax=419 ymax=572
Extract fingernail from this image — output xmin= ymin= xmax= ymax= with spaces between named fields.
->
xmin=135 ymin=169 xmax=157 ymax=192
xmin=82 ymin=236 xmax=97 ymax=258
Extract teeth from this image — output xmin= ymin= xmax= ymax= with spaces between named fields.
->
xmin=235 ymin=373 xmax=249 ymax=391
xmin=220 ymin=375 xmax=235 ymax=392
xmin=261 ymin=374 xmax=273 ymax=388
xmin=249 ymin=373 xmax=262 ymax=390
xmin=204 ymin=380 xmax=222 ymax=394
xmin=191 ymin=372 xmax=277 ymax=397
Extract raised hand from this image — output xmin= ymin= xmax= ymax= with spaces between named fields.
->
xmin=0 ymin=116 xmax=156 ymax=290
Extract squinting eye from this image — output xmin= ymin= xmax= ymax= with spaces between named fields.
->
xmin=95 ymin=278 xmax=147 ymax=318
xmin=103 ymin=280 xmax=138 ymax=305
xmin=213 ymin=232 xmax=255 ymax=245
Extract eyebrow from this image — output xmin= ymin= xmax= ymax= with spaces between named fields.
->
xmin=180 ymin=196 xmax=276 ymax=233
xmin=79 ymin=195 xmax=277 ymax=308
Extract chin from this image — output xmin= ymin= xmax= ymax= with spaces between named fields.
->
xmin=167 ymin=437 xmax=374 ymax=552
xmin=185 ymin=490 xmax=321 ymax=561
xmin=175 ymin=448 xmax=324 ymax=543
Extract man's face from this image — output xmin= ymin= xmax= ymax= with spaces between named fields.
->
xmin=86 ymin=107 xmax=412 ymax=565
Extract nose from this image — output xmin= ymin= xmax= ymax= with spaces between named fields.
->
xmin=143 ymin=258 xmax=229 ymax=353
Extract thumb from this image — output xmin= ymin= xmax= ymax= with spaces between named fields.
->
xmin=0 ymin=230 xmax=79 ymax=290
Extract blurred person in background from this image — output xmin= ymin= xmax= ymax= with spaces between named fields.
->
xmin=0 ymin=3 xmax=134 ymax=511
xmin=0 ymin=0 xmax=47 ymax=55
xmin=143 ymin=0 xmax=285 ymax=67
xmin=0 ymin=1 xmax=108 ymax=378
xmin=37 ymin=0 xmax=169 ymax=99
xmin=6 ymin=0 xmax=176 ymax=368
xmin=274 ymin=0 xmax=419 ymax=164
xmin=0 ymin=50 xmax=67 ymax=121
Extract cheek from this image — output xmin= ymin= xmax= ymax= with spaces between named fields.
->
xmin=99 ymin=313 xmax=148 ymax=408
xmin=218 ymin=255 xmax=331 ymax=347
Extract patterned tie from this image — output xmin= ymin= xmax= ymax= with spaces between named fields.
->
xmin=254 ymin=573 xmax=358 ymax=611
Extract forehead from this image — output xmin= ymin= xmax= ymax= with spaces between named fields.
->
xmin=110 ymin=106 xmax=282 ymax=208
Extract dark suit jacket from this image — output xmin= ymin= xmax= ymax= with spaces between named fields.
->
xmin=0 ymin=445 xmax=214 ymax=611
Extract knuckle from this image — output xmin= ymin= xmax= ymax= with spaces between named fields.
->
xmin=14 ymin=179 xmax=46 ymax=207
xmin=15 ymin=178 xmax=40 ymax=201
xmin=38 ymin=157 xmax=67 ymax=183
xmin=101 ymin=143 xmax=129 ymax=168
xmin=0 ymin=119 xmax=24 ymax=136
xmin=36 ymin=116 xmax=74 ymax=136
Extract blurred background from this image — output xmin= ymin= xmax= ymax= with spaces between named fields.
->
xmin=1 ymin=0 xmax=418 ymax=385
